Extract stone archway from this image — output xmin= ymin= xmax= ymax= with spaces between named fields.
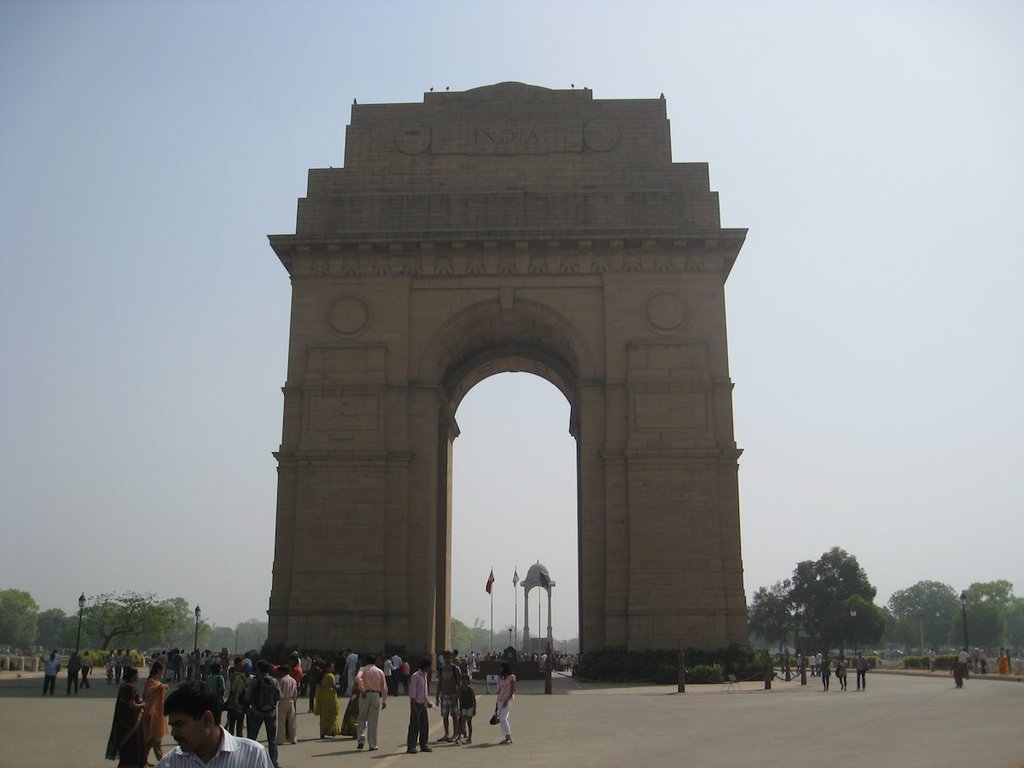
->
xmin=266 ymin=82 xmax=749 ymax=656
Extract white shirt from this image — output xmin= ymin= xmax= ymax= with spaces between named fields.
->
xmin=156 ymin=728 xmax=273 ymax=767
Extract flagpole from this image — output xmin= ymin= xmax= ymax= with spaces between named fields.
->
xmin=513 ymin=570 xmax=518 ymax=651
xmin=486 ymin=567 xmax=495 ymax=653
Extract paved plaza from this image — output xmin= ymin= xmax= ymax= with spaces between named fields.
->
xmin=1 ymin=670 xmax=1021 ymax=768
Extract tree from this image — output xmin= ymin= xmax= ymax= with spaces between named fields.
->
xmin=962 ymin=581 xmax=1016 ymax=650
xmin=748 ymin=580 xmax=794 ymax=651
xmin=1005 ymin=598 xmax=1024 ymax=648
xmin=36 ymin=608 xmax=71 ymax=649
xmin=450 ymin=617 xmax=497 ymax=655
xmin=83 ymin=592 xmax=175 ymax=650
xmin=887 ymin=580 xmax=959 ymax=651
xmin=964 ymin=601 xmax=1006 ymax=650
xmin=966 ymin=580 xmax=1014 ymax=609
xmin=845 ymin=594 xmax=886 ymax=653
xmin=0 ymin=589 xmax=39 ymax=647
xmin=233 ymin=620 xmax=268 ymax=653
xmin=148 ymin=597 xmax=205 ymax=650
xmin=789 ymin=547 xmax=879 ymax=653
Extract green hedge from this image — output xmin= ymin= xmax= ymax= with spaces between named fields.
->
xmin=575 ymin=644 xmax=767 ymax=684
xmin=904 ymin=654 xmax=957 ymax=671
xmin=686 ymin=664 xmax=724 ymax=684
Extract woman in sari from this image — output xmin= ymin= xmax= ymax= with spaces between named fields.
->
xmin=315 ymin=662 xmax=341 ymax=738
xmin=141 ymin=661 xmax=168 ymax=764
xmin=997 ymin=648 xmax=1011 ymax=675
xmin=339 ymin=658 xmax=361 ymax=738
xmin=105 ymin=667 xmax=145 ymax=767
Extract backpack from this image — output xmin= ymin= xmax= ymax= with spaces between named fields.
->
xmin=252 ymin=675 xmax=279 ymax=715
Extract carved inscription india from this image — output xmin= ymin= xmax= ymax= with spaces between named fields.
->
xmin=397 ymin=122 xmax=621 ymax=156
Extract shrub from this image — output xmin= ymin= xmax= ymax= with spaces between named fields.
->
xmin=575 ymin=644 xmax=766 ymax=684
xmin=686 ymin=664 xmax=723 ymax=684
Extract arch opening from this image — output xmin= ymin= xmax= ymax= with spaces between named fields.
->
xmin=450 ymin=371 xmax=579 ymax=655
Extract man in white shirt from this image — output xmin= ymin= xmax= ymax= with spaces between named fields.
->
xmin=383 ymin=655 xmax=395 ymax=696
xmin=391 ymin=653 xmax=404 ymax=694
xmin=159 ymin=681 xmax=274 ymax=768
xmin=345 ymin=649 xmax=359 ymax=696
xmin=274 ymin=665 xmax=299 ymax=746
xmin=43 ymin=651 xmax=61 ymax=695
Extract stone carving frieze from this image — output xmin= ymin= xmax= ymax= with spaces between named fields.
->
xmin=395 ymin=121 xmax=622 ymax=156
xmin=281 ymin=238 xmax=733 ymax=279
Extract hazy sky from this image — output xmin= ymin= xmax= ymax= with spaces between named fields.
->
xmin=2 ymin=1 xmax=1021 ymax=645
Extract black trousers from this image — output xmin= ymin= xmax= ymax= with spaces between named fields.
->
xmin=856 ymin=669 xmax=867 ymax=689
xmin=407 ymin=702 xmax=429 ymax=749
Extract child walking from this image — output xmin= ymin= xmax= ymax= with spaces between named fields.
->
xmin=455 ymin=675 xmax=476 ymax=744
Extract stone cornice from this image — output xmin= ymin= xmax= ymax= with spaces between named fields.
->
xmin=269 ymin=230 xmax=746 ymax=280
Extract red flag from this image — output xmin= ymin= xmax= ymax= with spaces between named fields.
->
xmin=485 ymin=569 xmax=495 ymax=594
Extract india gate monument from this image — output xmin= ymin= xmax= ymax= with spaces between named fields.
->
xmin=265 ymin=82 xmax=748 ymax=656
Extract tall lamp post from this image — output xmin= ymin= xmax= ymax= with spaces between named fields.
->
xmin=959 ymin=591 xmax=968 ymax=650
xmin=193 ymin=605 xmax=201 ymax=680
xmin=849 ymin=608 xmax=857 ymax=655
xmin=75 ymin=593 xmax=86 ymax=654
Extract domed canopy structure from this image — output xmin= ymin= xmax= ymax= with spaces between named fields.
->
xmin=521 ymin=561 xmax=555 ymax=652
xmin=522 ymin=562 xmax=552 ymax=590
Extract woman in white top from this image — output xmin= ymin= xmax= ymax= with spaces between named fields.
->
xmin=496 ymin=662 xmax=517 ymax=744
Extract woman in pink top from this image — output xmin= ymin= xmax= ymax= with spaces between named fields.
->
xmin=496 ymin=662 xmax=517 ymax=744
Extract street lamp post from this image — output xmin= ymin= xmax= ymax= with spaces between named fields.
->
xmin=959 ymin=591 xmax=969 ymax=650
xmin=849 ymin=608 xmax=857 ymax=655
xmin=193 ymin=605 xmax=201 ymax=680
xmin=75 ymin=593 xmax=86 ymax=654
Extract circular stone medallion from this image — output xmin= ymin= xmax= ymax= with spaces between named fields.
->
xmin=583 ymin=122 xmax=621 ymax=152
xmin=395 ymin=126 xmax=432 ymax=155
xmin=328 ymin=295 xmax=371 ymax=337
xmin=645 ymin=292 xmax=685 ymax=333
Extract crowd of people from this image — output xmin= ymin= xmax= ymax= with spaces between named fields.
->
xmin=798 ymin=651 xmax=872 ymax=692
xmin=93 ymin=645 xmax=518 ymax=767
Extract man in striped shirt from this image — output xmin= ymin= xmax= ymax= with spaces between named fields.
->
xmin=158 ymin=681 xmax=274 ymax=768
xmin=406 ymin=658 xmax=434 ymax=754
